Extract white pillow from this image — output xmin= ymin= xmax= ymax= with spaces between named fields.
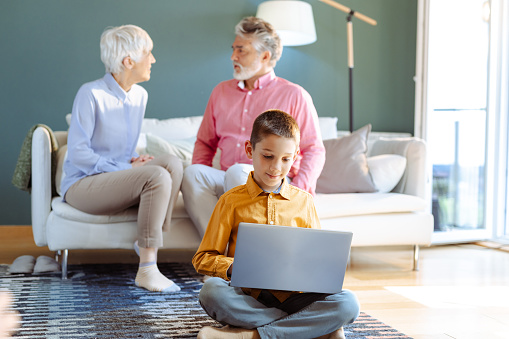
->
xmin=367 ymin=154 xmax=407 ymax=193
xmin=145 ymin=133 xmax=194 ymax=168
xmin=141 ymin=116 xmax=203 ymax=142
xmin=318 ymin=117 xmax=338 ymax=140
xmin=136 ymin=133 xmax=147 ymax=154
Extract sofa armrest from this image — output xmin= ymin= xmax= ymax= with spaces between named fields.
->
xmin=31 ymin=127 xmax=53 ymax=247
xmin=370 ymin=137 xmax=429 ymax=201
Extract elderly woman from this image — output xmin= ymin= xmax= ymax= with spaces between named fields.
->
xmin=61 ymin=25 xmax=183 ymax=293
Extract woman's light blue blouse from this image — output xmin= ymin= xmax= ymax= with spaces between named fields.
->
xmin=61 ymin=73 xmax=148 ymax=197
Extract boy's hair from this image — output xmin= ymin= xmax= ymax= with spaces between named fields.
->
xmin=250 ymin=110 xmax=300 ymax=148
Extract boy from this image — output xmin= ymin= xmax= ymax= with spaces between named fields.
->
xmin=192 ymin=110 xmax=359 ymax=339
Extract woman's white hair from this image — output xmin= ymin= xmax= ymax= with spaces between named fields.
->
xmin=235 ymin=17 xmax=282 ymax=67
xmin=100 ymin=25 xmax=153 ymax=75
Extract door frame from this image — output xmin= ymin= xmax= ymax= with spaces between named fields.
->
xmin=414 ymin=0 xmax=502 ymax=244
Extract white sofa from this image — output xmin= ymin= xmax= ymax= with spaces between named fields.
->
xmin=31 ymin=116 xmax=433 ymax=278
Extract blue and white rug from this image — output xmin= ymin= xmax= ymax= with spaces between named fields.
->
xmin=0 ymin=263 xmax=412 ymax=338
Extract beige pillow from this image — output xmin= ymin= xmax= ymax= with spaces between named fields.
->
xmin=145 ymin=133 xmax=194 ymax=168
xmin=316 ymin=124 xmax=376 ymax=193
xmin=54 ymin=145 xmax=67 ymax=196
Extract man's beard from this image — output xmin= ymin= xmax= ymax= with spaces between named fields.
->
xmin=233 ymin=60 xmax=262 ymax=81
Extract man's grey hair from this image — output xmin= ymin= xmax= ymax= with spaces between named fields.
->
xmin=235 ymin=17 xmax=282 ymax=67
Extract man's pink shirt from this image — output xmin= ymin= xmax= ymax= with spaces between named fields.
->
xmin=193 ymin=70 xmax=326 ymax=195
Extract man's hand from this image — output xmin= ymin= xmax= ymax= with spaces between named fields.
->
xmin=131 ymin=154 xmax=154 ymax=168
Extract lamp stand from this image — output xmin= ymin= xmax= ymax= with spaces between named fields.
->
xmin=347 ymin=11 xmax=354 ymax=132
xmin=319 ymin=0 xmax=376 ymax=132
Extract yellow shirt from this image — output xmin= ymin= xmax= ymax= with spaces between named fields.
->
xmin=192 ymin=172 xmax=321 ymax=302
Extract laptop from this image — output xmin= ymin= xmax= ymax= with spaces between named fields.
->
xmin=230 ymin=222 xmax=353 ymax=294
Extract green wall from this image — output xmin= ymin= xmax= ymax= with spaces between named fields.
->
xmin=0 ymin=0 xmax=417 ymax=225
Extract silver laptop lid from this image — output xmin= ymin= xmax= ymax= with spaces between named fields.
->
xmin=230 ymin=222 xmax=353 ymax=294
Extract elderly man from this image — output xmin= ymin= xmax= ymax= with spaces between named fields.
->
xmin=182 ymin=17 xmax=325 ymax=237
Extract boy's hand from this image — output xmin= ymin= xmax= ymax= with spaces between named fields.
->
xmin=227 ymin=263 xmax=233 ymax=278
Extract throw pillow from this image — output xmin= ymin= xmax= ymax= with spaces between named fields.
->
xmin=367 ymin=154 xmax=407 ymax=193
xmin=318 ymin=117 xmax=338 ymax=140
xmin=316 ymin=124 xmax=376 ymax=193
xmin=145 ymin=133 xmax=194 ymax=168
xmin=141 ymin=116 xmax=203 ymax=141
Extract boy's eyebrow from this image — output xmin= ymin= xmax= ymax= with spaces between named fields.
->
xmin=261 ymin=148 xmax=294 ymax=156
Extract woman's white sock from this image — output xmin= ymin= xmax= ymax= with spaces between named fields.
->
xmin=135 ymin=262 xmax=181 ymax=293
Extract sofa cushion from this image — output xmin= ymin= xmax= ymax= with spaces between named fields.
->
xmin=367 ymin=154 xmax=406 ymax=193
xmin=314 ymin=192 xmax=427 ymax=219
xmin=51 ymin=198 xmax=138 ymax=223
xmin=51 ymin=193 xmax=189 ymax=223
xmin=316 ymin=124 xmax=376 ymax=193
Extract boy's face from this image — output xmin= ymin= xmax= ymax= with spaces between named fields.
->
xmin=245 ymin=134 xmax=299 ymax=192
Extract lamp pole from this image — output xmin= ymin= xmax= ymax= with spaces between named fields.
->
xmin=319 ymin=0 xmax=376 ymax=132
xmin=347 ymin=11 xmax=354 ymax=133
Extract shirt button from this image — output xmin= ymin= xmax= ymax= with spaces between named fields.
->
xmin=269 ymin=221 xmax=274 ymax=225
xmin=244 ymin=109 xmax=248 ymax=112
xmin=248 ymin=91 xmax=252 ymax=95
xmin=269 ymin=195 xmax=273 ymax=199
xmin=241 ymin=127 xmax=245 ymax=131
xmin=236 ymin=143 xmax=240 ymax=147
xmin=260 ymin=86 xmax=263 ymax=89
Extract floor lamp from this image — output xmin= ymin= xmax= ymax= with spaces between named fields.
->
xmin=319 ymin=0 xmax=376 ymax=132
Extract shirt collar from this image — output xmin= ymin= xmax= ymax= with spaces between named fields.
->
xmin=103 ymin=73 xmax=128 ymax=102
xmin=246 ymin=172 xmax=291 ymax=200
xmin=237 ymin=69 xmax=276 ymax=91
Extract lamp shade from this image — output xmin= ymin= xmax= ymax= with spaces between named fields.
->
xmin=256 ymin=0 xmax=317 ymax=46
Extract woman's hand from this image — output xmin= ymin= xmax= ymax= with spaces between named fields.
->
xmin=131 ymin=154 xmax=155 ymax=168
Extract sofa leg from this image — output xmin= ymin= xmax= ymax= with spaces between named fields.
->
xmin=413 ymin=245 xmax=420 ymax=271
xmin=61 ymin=249 xmax=69 ymax=280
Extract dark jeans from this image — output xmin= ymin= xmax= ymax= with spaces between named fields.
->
xmin=256 ymin=289 xmax=330 ymax=315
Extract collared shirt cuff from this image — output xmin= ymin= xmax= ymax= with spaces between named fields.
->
xmin=217 ymin=257 xmax=234 ymax=281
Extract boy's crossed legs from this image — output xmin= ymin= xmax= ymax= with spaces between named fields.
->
xmin=198 ymin=277 xmax=359 ymax=339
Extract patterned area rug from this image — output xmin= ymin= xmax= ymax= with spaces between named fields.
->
xmin=0 ymin=263 xmax=412 ymax=338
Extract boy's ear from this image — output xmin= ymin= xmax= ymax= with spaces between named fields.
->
xmin=293 ymin=147 xmax=300 ymax=161
xmin=245 ymin=140 xmax=254 ymax=159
